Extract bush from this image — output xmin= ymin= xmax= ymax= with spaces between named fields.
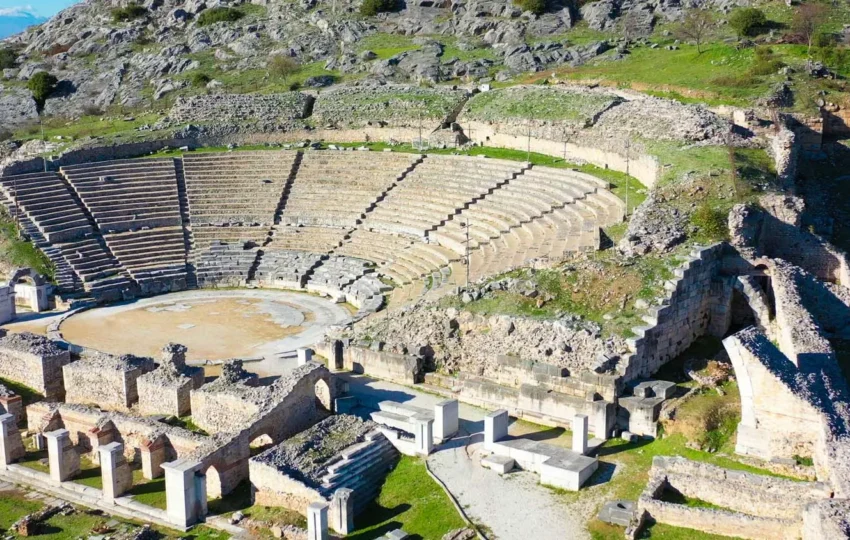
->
xmin=197 ymin=7 xmax=245 ymax=26
xmin=750 ymin=46 xmax=784 ymax=76
xmin=360 ymin=0 xmax=398 ymax=16
xmin=728 ymin=8 xmax=767 ymax=38
xmin=111 ymin=4 xmax=148 ymax=23
xmin=0 ymin=48 xmax=17 ymax=70
xmin=514 ymin=0 xmax=546 ymax=15
xmin=26 ymin=71 xmax=59 ymax=110
xmin=190 ymin=72 xmax=212 ymax=87
xmin=690 ymin=203 xmax=729 ymax=242
xmin=268 ymin=55 xmax=300 ymax=82
xmin=812 ymin=32 xmax=834 ymax=48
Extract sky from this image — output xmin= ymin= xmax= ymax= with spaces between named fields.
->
xmin=0 ymin=1 xmax=79 ymax=17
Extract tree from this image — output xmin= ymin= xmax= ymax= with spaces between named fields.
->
xmin=728 ymin=8 xmax=767 ymax=38
xmin=514 ymin=0 xmax=546 ymax=16
xmin=675 ymin=8 xmax=714 ymax=54
xmin=793 ymin=3 xmax=828 ymax=56
xmin=268 ymin=55 xmax=300 ymax=83
xmin=360 ymin=0 xmax=398 ymax=16
xmin=27 ymin=71 xmax=58 ymax=111
xmin=0 ymin=47 xmax=17 ymax=70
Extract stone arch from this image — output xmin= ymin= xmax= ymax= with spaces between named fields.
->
xmin=5 ymin=267 xmax=49 ymax=316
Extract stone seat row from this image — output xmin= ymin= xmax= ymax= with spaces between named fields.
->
xmin=103 ymin=227 xmax=187 ymax=279
xmin=53 ymin=237 xmax=134 ymax=295
xmin=254 ymin=249 xmax=324 ymax=288
xmin=266 ymin=226 xmax=349 ymax=253
xmin=0 ymin=172 xmax=94 ymax=243
xmin=382 ymin=243 xmax=462 ymax=285
xmin=195 ymin=241 xmax=259 ymax=287
xmin=61 ymin=159 xmax=182 ymax=233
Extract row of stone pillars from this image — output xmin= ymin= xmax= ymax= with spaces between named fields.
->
xmin=0 ymin=417 xmax=359 ymax=534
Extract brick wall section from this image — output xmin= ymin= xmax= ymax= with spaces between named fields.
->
xmin=63 ymin=353 xmax=155 ymax=412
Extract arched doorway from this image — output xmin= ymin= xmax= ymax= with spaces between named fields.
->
xmin=206 ymin=465 xmax=222 ymax=500
xmin=315 ymin=378 xmax=332 ymax=413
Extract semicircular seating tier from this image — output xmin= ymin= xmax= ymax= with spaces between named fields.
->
xmin=0 ymin=150 xmax=625 ymax=311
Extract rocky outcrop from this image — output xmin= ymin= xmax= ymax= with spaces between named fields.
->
xmin=618 ymin=193 xmax=688 ymax=256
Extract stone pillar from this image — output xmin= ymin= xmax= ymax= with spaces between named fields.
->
xmin=434 ymin=400 xmax=459 ymax=443
xmin=141 ymin=436 xmax=166 ymax=479
xmin=0 ymin=395 xmax=23 ymax=426
xmin=590 ymin=400 xmax=610 ymax=440
xmin=162 ymin=459 xmax=205 ymax=528
xmin=484 ymin=409 xmax=509 ymax=450
xmin=45 ymin=429 xmax=80 ymax=484
xmin=413 ymin=417 xmax=433 ymax=456
xmin=330 ymin=487 xmax=354 ymax=534
xmin=98 ymin=442 xmax=133 ymax=503
xmin=297 ymin=348 xmax=313 ymax=366
xmin=0 ymin=413 xmax=24 ymax=469
xmin=572 ymin=414 xmax=588 ymax=455
xmin=307 ymin=501 xmax=329 ymax=540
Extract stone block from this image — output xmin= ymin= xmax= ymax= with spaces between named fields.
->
xmin=598 ymin=500 xmax=636 ymax=527
xmin=481 ymin=454 xmax=515 ymax=474
xmin=330 ymin=488 xmax=354 ymax=535
xmin=98 ymin=441 xmax=133 ymax=503
xmin=484 ymin=409 xmax=509 ymax=450
xmin=433 ymin=399 xmax=458 ymax=443
xmin=572 ymin=414 xmax=588 ymax=455
xmin=297 ymin=348 xmax=313 ymax=366
xmin=0 ymin=413 xmax=24 ymax=468
xmin=45 ymin=429 xmax=79 ymax=483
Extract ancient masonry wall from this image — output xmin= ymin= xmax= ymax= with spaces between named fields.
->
xmin=170 ymin=93 xmax=314 ymax=124
xmin=0 ymin=335 xmax=70 ymax=400
xmin=638 ymin=456 xmax=832 ymax=540
xmin=190 ymin=390 xmax=261 ymax=434
xmin=463 ymin=121 xmax=659 ymax=188
xmin=622 ymin=244 xmax=730 ymax=382
xmin=63 ymin=354 xmax=156 ymax=412
xmin=249 ymin=460 xmax=325 ymax=510
xmin=342 ymin=345 xmax=423 ymax=386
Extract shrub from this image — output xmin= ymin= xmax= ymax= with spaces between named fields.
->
xmin=190 ymin=72 xmax=212 ymax=87
xmin=728 ymin=8 xmax=767 ymax=38
xmin=514 ymin=0 xmax=546 ymax=15
xmin=812 ymin=32 xmax=834 ymax=49
xmin=27 ymin=71 xmax=59 ymax=110
xmin=360 ymin=0 xmax=398 ymax=16
xmin=268 ymin=55 xmax=300 ymax=82
xmin=690 ymin=203 xmax=729 ymax=242
xmin=750 ymin=46 xmax=784 ymax=76
xmin=111 ymin=5 xmax=148 ymax=23
xmin=197 ymin=7 xmax=245 ymax=26
xmin=0 ymin=48 xmax=17 ymax=70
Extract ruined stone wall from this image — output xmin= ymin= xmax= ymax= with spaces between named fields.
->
xmin=639 ymin=456 xmax=832 ymax=540
xmin=63 ymin=353 xmax=155 ymax=412
xmin=249 ymin=460 xmax=325 ymax=510
xmin=758 ymin=195 xmax=850 ymax=286
xmin=25 ymin=402 xmax=204 ymax=464
xmin=425 ymin=371 xmax=614 ymax=435
xmin=623 ymin=244 xmax=730 ymax=381
xmin=0 ymin=333 xmax=70 ymax=400
xmin=343 ymin=345 xmax=422 ymax=385
xmin=170 ymin=93 xmax=314 ymax=124
xmin=190 ymin=390 xmax=261 ymax=435
xmin=769 ymin=121 xmax=799 ymax=191
xmin=464 ymin=121 xmax=660 ymax=188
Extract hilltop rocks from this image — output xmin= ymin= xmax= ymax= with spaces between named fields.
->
xmin=0 ymin=87 xmax=38 ymax=131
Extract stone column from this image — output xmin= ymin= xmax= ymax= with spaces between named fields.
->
xmin=413 ymin=417 xmax=433 ymax=456
xmin=45 ymin=429 xmax=80 ymax=484
xmin=307 ymin=501 xmax=329 ymax=540
xmin=98 ymin=442 xmax=133 ymax=503
xmin=162 ymin=459 xmax=205 ymax=528
xmin=590 ymin=400 xmax=610 ymax=440
xmin=330 ymin=487 xmax=354 ymax=534
xmin=434 ymin=400 xmax=458 ymax=443
xmin=572 ymin=414 xmax=588 ymax=455
xmin=484 ymin=409 xmax=509 ymax=450
xmin=0 ymin=413 xmax=24 ymax=469
xmin=297 ymin=348 xmax=313 ymax=366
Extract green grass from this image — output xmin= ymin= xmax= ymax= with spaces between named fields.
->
xmin=349 ymin=456 xmax=466 ymax=539
xmin=590 ymin=519 xmax=743 ymax=540
xmin=464 ymin=86 xmax=619 ymax=123
xmin=12 ymin=113 xmax=163 ymax=144
xmin=0 ymin=213 xmax=55 ymax=281
xmin=358 ymin=33 xmax=419 ymax=59
xmin=71 ymin=457 xmax=103 ymax=489
xmin=206 ymin=480 xmax=305 ymax=534
xmin=0 ymin=377 xmax=43 ymax=405
xmin=162 ymin=415 xmax=209 ymax=436
xmin=127 ymin=469 xmax=167 ymax=509
xmin=180 ymin=56 xmax=341 ymax=95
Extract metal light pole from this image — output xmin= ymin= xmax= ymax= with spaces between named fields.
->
xmin=526 ymin=117 xmax=532 ymax=164
xmin=624 ymin=139 xmax=630 ymax=220
xmin=418 ymin=112 xmax=423 ymax=150
xmin=465 ymin=216 xmax=470 ymax=288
